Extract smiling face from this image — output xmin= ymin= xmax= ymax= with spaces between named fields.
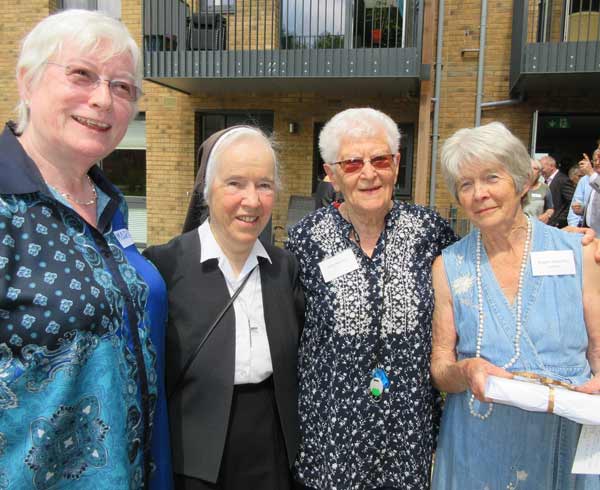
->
xmin=456 ymin=161 xmax=528 ymax=231
xmin=207 ymin=135 xmax=275 ymax=256
xmin=325 ymin=132 xmax=399 ymax=219
xmin=18 ymin=39 xmax=135 ymax=167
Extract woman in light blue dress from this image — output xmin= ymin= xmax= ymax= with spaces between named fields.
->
xmin=430 ymin=122 xmax=600 ymax=490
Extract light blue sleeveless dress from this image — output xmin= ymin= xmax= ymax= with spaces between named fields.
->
xmin=432 ymin=219 xmax=600 ymax=490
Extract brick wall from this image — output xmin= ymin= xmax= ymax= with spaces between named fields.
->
xmin=141 ymin=91 xmax=419 ymax=245
xmin=435 ymin=0 xmax=599 ymax=216
xmin=0 ymin=1 xmax=55 ymax=125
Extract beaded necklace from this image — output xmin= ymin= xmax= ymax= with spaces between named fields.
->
xmin=468 ymin=216 xmax=532 ymax=420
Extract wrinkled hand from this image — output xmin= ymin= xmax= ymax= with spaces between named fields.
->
xmin=538 ymin=213 xmax=550 ymax=224
xmin=459 ymin=358 xmax=513 ymax=402
xmin=576 ymin=376 xmax=600 ymax=394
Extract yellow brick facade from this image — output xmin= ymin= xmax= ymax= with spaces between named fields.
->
xmin=1 ymin=0 xmax=598 ymax=245
xmin=435 ymin=0 xmax=600 ymax=214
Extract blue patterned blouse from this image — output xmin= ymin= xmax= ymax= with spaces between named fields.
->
xmin=0 ymin=125 xmax=172 ymax=489
xmin=286 ymin=202 xmax=457 ymax=490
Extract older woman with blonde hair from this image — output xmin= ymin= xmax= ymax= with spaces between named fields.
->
xmin=431 ymin=122 xmax=600 ymax=489
xmin=0 ymin=9 xmax=171 ymax=489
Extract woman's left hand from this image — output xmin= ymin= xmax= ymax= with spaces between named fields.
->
xmin=576 ymin=376 xmax=600 ymax=394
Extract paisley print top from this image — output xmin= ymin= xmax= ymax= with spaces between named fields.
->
xmin=286 ymin=202 xmax=457 ymax=490
xmin=0 ymin=125 xmax=171 ymax=489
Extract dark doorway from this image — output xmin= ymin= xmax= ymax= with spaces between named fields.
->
xmin=534 ymin=113 xmax=600 ymax=173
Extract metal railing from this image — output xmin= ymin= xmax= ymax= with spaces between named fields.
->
xmin=143 ymin=0 xmax=423 ymax=79
xmin=511 ymin=0 xmax=600 ymax=89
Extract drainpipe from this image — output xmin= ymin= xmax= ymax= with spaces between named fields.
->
xmin=474 ymin=0 xmax=489 ymax=127
xmin=429 ymin=0 xmax=446 ymax=207
xmin=480 ymin=95 xmax=524 ymax=109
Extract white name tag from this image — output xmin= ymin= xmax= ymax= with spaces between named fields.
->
xmin=319 ymin=248 xmax=359 ymax=283
xmin=531 ymin=193 xmax=542 ymax=198
xmin=530 ymin=250 xmax=576 ymax=276
xmin=114 ymin=229 xmax=135 ymax=248
xmin=572 ymin=425 xmax=600 ymax=474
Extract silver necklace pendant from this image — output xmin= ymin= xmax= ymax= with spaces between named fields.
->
xmin=369 ymin=377 xmax=384 ymax=401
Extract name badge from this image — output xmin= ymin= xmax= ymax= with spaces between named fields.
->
xmin=319 ymin=248 xmax=359 ymax=283
xmin=572 ymin=425 xmax=600 ymax=475
xmin=114 ymin=229 xmax=135 ymax=249
xmin=531 ymin=193 xmax=542 ymax=198
xmin=530 ymin=250 xmax=575 ymax=276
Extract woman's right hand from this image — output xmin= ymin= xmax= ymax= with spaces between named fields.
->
xmin=458 ymin=358 xmax=513 ymax=401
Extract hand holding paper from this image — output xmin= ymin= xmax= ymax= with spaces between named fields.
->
xmin=460 ymin=358 xmax=513 ymax=402
xmin=576 ymin=376 xmax=600 ymax=395
xmin=485 ymin=375 xmax=600 ymax=425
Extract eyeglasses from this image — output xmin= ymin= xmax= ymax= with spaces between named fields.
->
xmin=46 ymin=62 xmax=142 ymax=102
xmin=331 ymin=153 xmax=396 ymax=174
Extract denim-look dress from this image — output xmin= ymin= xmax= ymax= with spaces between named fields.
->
xmin=432 ymin=219 xmax=600 ymax=490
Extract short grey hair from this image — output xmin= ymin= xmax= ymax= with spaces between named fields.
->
xmin=319 ymin=107 xmax=401 ymax=164
xmin=204 ymin=127 xmax=280 ymax=204
xmin=540 ymin=154 xmax=557 ymax=168
xmin=440 ymin=122 xmax=532 ymax=201
xmin=15 ymin=9 xmax=142 ymax=133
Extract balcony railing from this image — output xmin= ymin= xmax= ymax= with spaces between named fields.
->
xmin=511 ymin=0 xmax=600 ymax=94
xmin=143 ymin=0 xmax=424 ymax=92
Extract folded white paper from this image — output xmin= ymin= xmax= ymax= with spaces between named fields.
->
xmin=484 ymin=376 xmax=600 ymax=426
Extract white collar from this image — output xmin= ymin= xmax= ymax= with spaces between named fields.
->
xmin=548 ymin=169 xmax=559 ymax=181
xmin=197 ymin=219 xmax=271 ymax=279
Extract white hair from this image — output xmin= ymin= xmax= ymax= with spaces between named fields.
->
xmin=204 ymin=127 xmax=280 ymax=204
xmin=440 ymin=122 xmax=532 ymax=201
xmin=318 ymin=107 xmax=401 ymax=164
xmin=15 ymin=9 xmax=142 ymax=133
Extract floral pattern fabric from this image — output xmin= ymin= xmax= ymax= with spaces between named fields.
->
xmin=0 ymin=125 xmax=171 ymax=489
xmin=286 ymin=202 xmax=457 ymax=490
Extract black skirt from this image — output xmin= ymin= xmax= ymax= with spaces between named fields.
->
xmin=174 ymin=376 xmax=292 ymax=490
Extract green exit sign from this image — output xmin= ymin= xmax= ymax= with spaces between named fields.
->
xmin=546 ymin=117 xmax=571 ymax=129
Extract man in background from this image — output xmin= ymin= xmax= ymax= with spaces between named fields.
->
xmin=541 ymin=155 xmax=575 ymax=228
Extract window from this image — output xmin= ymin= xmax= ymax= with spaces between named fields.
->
xmin=61 ymin=0 xmax=121 ymax=19
xmin=196 ymin=111 xmax=275 ymax=171
xmin=100 ymin=114 xmax=147 ymax=247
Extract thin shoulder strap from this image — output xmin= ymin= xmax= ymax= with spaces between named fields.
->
xmin=168 ymin=264 xmax=258 ymax=401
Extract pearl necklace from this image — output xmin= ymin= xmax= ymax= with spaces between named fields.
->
xmin=58 ymin=175 xmax=97 ymax=206
xmin=468 ymin=217 xmax=532 ymax=420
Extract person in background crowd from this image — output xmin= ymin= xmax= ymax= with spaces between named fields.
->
xmin=431 ymin=122 xmax=600 ymax=490
xmin=523 ymin=158 xmax=554 ymax=223
xmin=569 ymin=163 xmax=584 ymax=186
xmin=314 ymin=175 xmax=341 ymax=209
xmin=0 ymin=9 xmax=171 ymax=489
xmin=287 ymin=108 xmax=458 ymax=490
xmin=568 ymin=151 xmax=598 ymax=227
xmin=540 ymin=154 xmax=575 ymax=228
xmin=572 ymin=149 xmax=600 ymax=234
xmin=144 ymin=126 xmax=303 ymax=490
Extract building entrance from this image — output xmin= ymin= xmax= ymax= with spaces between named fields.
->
xmin=533 ymin=112 xmax=600 ymax=173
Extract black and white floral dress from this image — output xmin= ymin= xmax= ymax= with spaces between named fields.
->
xmin=286 ymin=202 xmax=457 ymax=490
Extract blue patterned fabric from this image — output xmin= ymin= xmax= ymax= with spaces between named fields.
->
xmin=432 ymin=219 xmax=599 ymax=490
xmin=286 ymin=202 xmax=457 ymax=490
xmin=0 ymin=125 xmax=172 ymax=489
